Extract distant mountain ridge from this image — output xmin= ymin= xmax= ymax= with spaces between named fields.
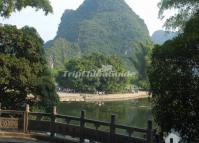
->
xmin=151 ymin=30 xmax=178 ymax=45
xmin=45 ymin=0 xmax=152 ymax=78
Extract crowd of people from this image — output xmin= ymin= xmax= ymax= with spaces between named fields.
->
xmin=56 ymin=87 xmax=139 ymax=94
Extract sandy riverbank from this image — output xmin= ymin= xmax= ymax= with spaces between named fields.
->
xmin=58 ymin=91 xmax=149 ymax=102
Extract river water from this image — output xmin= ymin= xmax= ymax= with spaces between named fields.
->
xmin=57 ymin=98 xmax=180 ymax=143
xmin=58 ymin=99 xmax=152 ymax=128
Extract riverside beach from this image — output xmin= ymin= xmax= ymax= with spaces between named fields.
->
xmin=58 ymin=91 xmax=149 ymax=102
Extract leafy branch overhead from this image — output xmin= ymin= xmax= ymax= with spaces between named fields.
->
xmin=0 ymin=0 xmax=53 ymax=18
xmin=158 ymin=0 xmax=199 ymax=29
xmin=149 ymin=1 xmax=199 ymax=141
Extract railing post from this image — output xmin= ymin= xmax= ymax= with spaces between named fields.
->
xmin=155 ymin=134 xmax=160 ymax=143
xmin=50 ymin=106 xmax=56 ymax=137
xmin=110 ymin=115 xmax=116 ymax=143
xmin=0 ymin=103 xmax=1 ymax=116
xmin=0 ymin=103 xmax=1 ymax=131
xmin=0 ymin=103 xmax=1 ymax=132
xmin=80 ymin=110 xmax=85 ymax=143
xmin=0 ymin=103 xmax=1 ymax=128
xmin=24 ymin=104 xmax=29 ymax=133
xmin=146 ymin=120 xmax=152 ymax=143
xmin=170 ymin=138 xmax=173 ymax=143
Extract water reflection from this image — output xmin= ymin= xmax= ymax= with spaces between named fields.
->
xmin=57 ymin=99 xmax=180 ymax=142
xmin=57 ymin=98 xmax=152 ymax=128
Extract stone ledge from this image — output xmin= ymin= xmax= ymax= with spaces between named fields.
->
xmin=0 ymin=132 xmax=78 ymax=143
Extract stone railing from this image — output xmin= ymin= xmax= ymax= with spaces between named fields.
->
xmin=0 ymin=104 xmax=165 ymax=143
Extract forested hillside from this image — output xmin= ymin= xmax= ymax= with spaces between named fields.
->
xmin=45 ymin=0 xmax=152 ymax=78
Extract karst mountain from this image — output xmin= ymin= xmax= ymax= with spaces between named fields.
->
xmin=45 ymin=0 xmax=152 ymax=77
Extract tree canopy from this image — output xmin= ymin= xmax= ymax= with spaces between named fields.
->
xmin=149 ymin=12 xmax=199 ymax=142
xmin=0 ymin=0 xmax=53 ymax=18
xmin=158 ymin=0 xmax=199 ymax=29
xmin=56 ymin=53 xmax=130 ymax=93
xmin=0 ymin=25 xmax=58 ymax=110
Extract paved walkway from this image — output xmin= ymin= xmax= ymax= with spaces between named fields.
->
xmin=0 ymin=132 xmax=77 ymax=143
xmin=0 ymin=138 xmax=50 ymax=143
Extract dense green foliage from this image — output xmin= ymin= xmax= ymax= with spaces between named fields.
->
xmin=0 ymin=25 xmax=58 ymax=110
xmin=158 ymin=0 xmax=199 ymax=29
xmin=0 ymin=0 xmax=52 ymax=18
xmin=45 ymin=0 xmax=152 ymax=77
xmin=149 ymin=12 xmax=199 ymax=141
xmin=57 ymin=53 xmax=130 ymax=93
xmin=151 ymin=30 xmax=178 ymax=45
xmin=45 ymin=38 xmax=81 ymax=69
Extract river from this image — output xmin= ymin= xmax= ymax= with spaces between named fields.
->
xmin=57 ymin=98 xmax=180 ymax=143
xmin=58 ymin=99 xmax=151 ymax=128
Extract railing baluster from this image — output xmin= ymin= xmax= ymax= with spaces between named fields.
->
xmin=146 ymin=120 xmax=152 ymax=143
xmin=126 ymin=128 xmax=133 ymax=137
xmin=94 ymin=123 xmax=100 ymax=130
xmin=156 ymin=134 xmax=160 ymax=143
xmin=0 ymin=103 xmax=1 ymax=131
xmin=80 ymin=110 xmax=85 ymax=143
xmin=94 ymin=122 xmax=100 ymax=142
xmin=0 ymin=103 xmax=1 ymax=117
xmin=153 ymin=130 xmax=161 ymax=143
xmin=65 ymin=118 xmax=71 ymax=124
xmin=50 ymin=106 xmax=56 ymax=137
xmin=24 ymin=104 xmax=29 ymax=133
xmin=110 ymin=115 xmax=116 ymax=143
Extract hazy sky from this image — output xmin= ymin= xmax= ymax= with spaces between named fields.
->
xmin=0 ymin=0 xmax=165 ymax=42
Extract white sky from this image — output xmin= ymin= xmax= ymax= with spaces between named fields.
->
xmin=0 ymin=0 xmax=165 ymax=42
